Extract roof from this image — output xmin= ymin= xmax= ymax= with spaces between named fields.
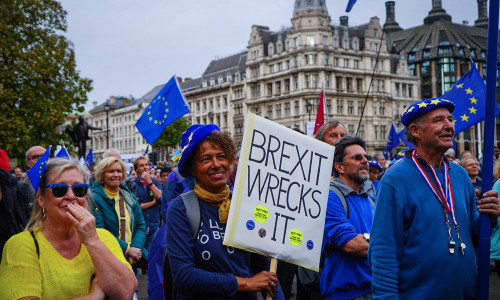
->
xmin=89 ymin=97 xmax=141 ymax=113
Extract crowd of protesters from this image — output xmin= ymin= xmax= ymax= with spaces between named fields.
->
xmin=1 ymin=98 xmax=500 ymax=299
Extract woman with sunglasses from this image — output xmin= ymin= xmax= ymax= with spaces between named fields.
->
xmin=166 ymin=124 xmax=282 ymax=299
xmin=91 ymin=157 xmax=147 ymax=269
xmin=0 ymin=158 xmax=137 ymax=299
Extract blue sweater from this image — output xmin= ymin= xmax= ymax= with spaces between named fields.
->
xmin=369 ymin=156 xmax=479 ymax=300
xmin=166 ymin=194 xmax=284 ymax=300
xmin=321 ymin=181 xmax=374 ymax=299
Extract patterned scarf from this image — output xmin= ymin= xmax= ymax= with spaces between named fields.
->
xmin=193 ymin=184 xmax=231 ymax=223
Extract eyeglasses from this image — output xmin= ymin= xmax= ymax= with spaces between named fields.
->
xmin=345 ymin=154 xmax=371 ymax=161
xmin=42 ymin=183 xmax=90 ymax=198
xmin=464 ymin=163 xmax=480 ymax=168
xmin=30 ymin=154 xmax=42 ymax=161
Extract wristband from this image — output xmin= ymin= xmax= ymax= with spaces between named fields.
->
xmin=147 ymin=182 xmax=153 ymax=187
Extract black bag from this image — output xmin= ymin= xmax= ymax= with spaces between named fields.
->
xmin=162 ymin=191 xmax=201 ymax=300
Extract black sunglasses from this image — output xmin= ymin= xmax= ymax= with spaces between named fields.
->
xmin=42 ymin=183 xmax=90 ymax=198
xmin=346 ymin=154 xmax=371 ymax=161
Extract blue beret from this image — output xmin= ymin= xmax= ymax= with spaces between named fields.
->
xmin=401 ymin=98 xmax=455 ymax=127
xmin=180 ymin=124 xmax=202 ymax=148
xmin=368 ymin=160 xmax=383 ymax=171
xmin=177 ymin=124 xmax=220 ymax=177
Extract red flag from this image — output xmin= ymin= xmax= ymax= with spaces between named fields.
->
xmin=313 ymin=89 xmax=325 ymax=135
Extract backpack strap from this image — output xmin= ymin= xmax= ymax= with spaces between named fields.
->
xmin=180 ymin=190 xmax=201 ymax=239
xmin=28 ymin=229 xmax=40 ymax=258
xmin=329 ymin=184 xmax=348 ymax=218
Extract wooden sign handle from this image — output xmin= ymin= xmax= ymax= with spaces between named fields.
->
xmin=265 ymin=257 xmax=278 ymax=300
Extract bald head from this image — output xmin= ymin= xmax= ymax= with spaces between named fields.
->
xmin=26 ymin=146 xmax=46 ymax=169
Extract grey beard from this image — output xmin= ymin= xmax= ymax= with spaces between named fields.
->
xmin=348 ymin=171 xmax=369 ymax=184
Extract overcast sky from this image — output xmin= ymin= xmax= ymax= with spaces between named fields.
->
xmin=58 ymin=0 xmax=485 ymax=109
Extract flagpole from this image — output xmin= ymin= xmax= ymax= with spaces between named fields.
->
xmin=478 ymin=0 xmax=499 ymax=299
xmin=322 ymin=83 xmax=328 ymax=122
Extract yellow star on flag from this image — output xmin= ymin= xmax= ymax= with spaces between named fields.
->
xmin=452 ymin=120 xmax=457 ymax=125
xmin=469 ymin=107 xmax=477 ymax=114
xmin=470 ymin=97 xmax=478 ymax=104
xmin=157 ymin=96 xmax=161 ymax=99
xmin=430 ymin=99 xmax=441 ymax=105
xmin=460 ymin=114 xmax=469 ymax=122
xmin=149 ymin=117 xmax=152 ymax=121
xmin=149 ymin=106 xmax=151 ymax=109
xmin=456 ymin=84 xmax=463 ymax=88
xmin=147 ymin=111 xmax=151 ymax=115
xmin=418 ymin=102 xmax=428 ymax=108
xmin=164 ymin=114 xmax=167 ymax=118
xmin=465 ymin=88 xmax=473 ymax=94
xmin=165 ymin=108 xmax=169 ymax=113
xmin=154 ymin=120 xmax=158 ymax=124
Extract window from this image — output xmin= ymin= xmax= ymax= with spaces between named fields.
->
xmin=374 ymin=125 xmax=378 ymax=140
xmin=294 ymin=76 xmax=299 ymax=89
xmin=347 ymin=101 xmax=354 ymax=114
xmin=358 ymin=125 xmax=365 ymax=138
xmin=269 ymin=45 xmax=274 ymax=55
xmin=373 ymin=43 xmax=379 ymax=52
xmin=408 ymin=84 xmax=413 ymax=98
xmin=337 ymin=100 xmax=344 ymax=114
xmin=307 ymin=35 xmax=315 ymax=46
xmin=346 ymin=77 xmax=352 ymax=91
xmin=276 ymin=81 xmax=281 ymax=95
xmin=326 ymin=99 xmax=332 ymax=113
xmin=295 ymin=101 xmax=299 ymax=114
xmin=276 ymin=104 xmax=282 ymax=117
xmin=251 ymin=85 xmax=261 ymax=98
xmin=353 ymin=60 xmax=359 ymax=69
xmin=336 ymin=76 xmax=342 ymax=90
xmin=267 ymin=105 xmax=273 ymax=119
xmin=210 ymin=99 xmax=213 ymax=109
xmin=210 ymin=78 xmax=215 ymax=86
xmin=333 ymin=39 xmax=337 ymax=48
xmin=202 ymin=80 xmax=207 ymax=88
xmin=326 ymin=74 xmax=331 ymax=87
xmin=294 ymin=55 xmax=299 ymax=67
xmin=294 ymin=37 xmax=298 ymax=48
xmin=218 ymin=76 xmax=223 ymax=84
xmin=343 ymin=39 xmax=348 ymax=49
xmin=203 ymin=101 xmax=207 ymax=110
xmin=306 ymin=54 xmax=317 ymax=65
xmin=324 ymin=54 xmax=329 ymax=65
xmin=356 ymin=78 xmax=363 ymax=91
xmin=353 ymin=40 xmax=358 ymax=50
xmin=373 ymin=28 xmax=378 ymax=37
xmin=421 ymin=61 xmax=430 ymax=76
xmin=269 ymin=65 xmax=274 ymax=74
xmin=217 ymin=98 xmax=220 ymax=108
xmin=285 ymin=102 xmax=291 ymax=116
xmin=267 ymin=83 xmax=273 ymax=96
xmin=284 ymin=79 xmax=290 ymax=92
xmin=395 ymin=83 xmax=400 ymax=96
xmin=323 ymin=35 xmax=328 ymax=46
xmin=358 ymin=101 xmax=364 ymax=115
xmin=334 ymin=57 xmax=339 ymax=67
xmin=286 ymin=60 xmax=290 ymax=69
xmin=344 ymin=59 xmax=349 ymax=68
xmin=306 ymin=74 xmax=318 ymax=88
xmin=278 ymin=62 xmax=283 ymax=71
xmin=251 ymin=66 xmax=260 ymax=78
xmin=409 ymin=64 xmax=416 ymax=76
xmin=423 ymin=49 xmax=431 ymax=58
xmin=380 ymin=125 xmax=387 ymax=140
xmin=373 ymin=102 xmax=377 ymax=115
xmin=348 ymin=124 xmax=355 ymax=135
xmin=224 ymin=97 xmax=228 ymax=107
xmin=379 ymin=101 xmax=386 ymax=115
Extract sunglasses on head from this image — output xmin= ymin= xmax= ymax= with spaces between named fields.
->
xmin=346 ymin=154 xmax=371 ymax=161
xmin=42 ymin=183 xmax=90 ymax=198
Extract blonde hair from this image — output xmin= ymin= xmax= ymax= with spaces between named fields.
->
xmin=26 ymin=158 xmax=91 ymax=230
xmin=95 ymin=157 xmax=126 ymax=185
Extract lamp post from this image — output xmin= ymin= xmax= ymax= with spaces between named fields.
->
xmin=306 ymin=101 xmax=312 ymax=121
xmin=103 ymin=100 xmax=110 ymax=149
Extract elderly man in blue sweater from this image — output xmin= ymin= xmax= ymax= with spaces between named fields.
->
xmin=369 ymin=98 xmax=500 ymax=299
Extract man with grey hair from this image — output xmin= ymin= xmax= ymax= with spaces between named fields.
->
xmin=320 ymin=135 xmax=375 ymax=299
xmin=102 ymin=148 xmax=121 ymax=159
xmin=314 ymin=120 xmax=347 ymax=146
xmin=25 ymin=146 xmax=46 ymax=169
xmin=370 ymin=98 xmax=500 ymax=298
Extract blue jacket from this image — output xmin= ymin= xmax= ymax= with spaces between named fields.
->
xmin=134 ymin=177 xmax=162 ymax=228
xmin=321 ymin=179 xmax=374 ymax=299
xmin=91 ymin=181 xmax=148 ymax=257
xmin=166 ymin=193 xmax=283 ymax=299
xmin=369 ymin=155 xmax=479 ymax=299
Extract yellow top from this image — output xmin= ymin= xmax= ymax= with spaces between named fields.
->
xmin=104 ymin=188 xmax=132 ymax=244
xmin=0 ymin=227 xmax=132 ymax=300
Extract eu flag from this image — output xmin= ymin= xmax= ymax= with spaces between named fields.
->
xmin=384 ymin=123 xmax=400 ymax=159
xmin=55 ymin=146 xmax=70 ymax=159
xmin=398 ymin=128 xmax=415 ymax=149
xmin=441 ymin=64 xmax=485 ymax=135
xmin=136 ymin=76 xmax=190 ymax=144
xmin=27 ymin=145 xmax=51 ymax=192
xmin=84 ymin=148 xmax=93 ymax=170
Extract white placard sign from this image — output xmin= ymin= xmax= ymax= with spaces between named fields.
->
xmin=223 ymin=113 xmax=334 ymax=270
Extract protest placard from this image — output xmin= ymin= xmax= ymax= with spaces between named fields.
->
xmin=223 ymin=113 xmax=334 ymax=270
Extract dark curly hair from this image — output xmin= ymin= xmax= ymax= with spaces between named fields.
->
xmin=187 ymin=131 xmax=236 ymax=176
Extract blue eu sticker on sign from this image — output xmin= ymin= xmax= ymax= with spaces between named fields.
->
xmin=307 ymin=240 xmax=314 ymax=250
xmin=246 ymin=220 xmax=255 ymax=230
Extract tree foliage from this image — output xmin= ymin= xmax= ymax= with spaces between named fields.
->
xmin=152 ymin=117 xmax=190 ymax=149
xmin=0 ymin=0 xmax=92 ymax=159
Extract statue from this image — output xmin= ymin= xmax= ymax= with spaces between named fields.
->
xmin=66 ymin=116 xmax=102 ymax=158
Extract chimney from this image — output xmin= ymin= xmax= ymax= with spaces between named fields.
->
xmin=340 ymin=16 xmax=348 ymax=26
xmin=474 ymin=0 xmax=488 ymax=28
xmin=463 ymin=20 xmax=469 ymax=25
xmin=424 ymin=0 xmax=451 ymax=25
xmin=384 ymin=1 xmax=402 ymax=33
xmin=92 ymin=101 xmax=97 ymax=108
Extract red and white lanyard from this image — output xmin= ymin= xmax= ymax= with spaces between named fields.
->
xmin=411 ymin=150 xmax=465 ymax=255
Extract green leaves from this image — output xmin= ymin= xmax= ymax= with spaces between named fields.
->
xmin=0 ymin=0 xmax=92 ymax=159
xmin=152 ymin=117 xmax=190 ymax=149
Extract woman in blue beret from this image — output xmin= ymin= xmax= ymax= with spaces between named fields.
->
xmin=166 ymin=124 xmax=283 ymax=299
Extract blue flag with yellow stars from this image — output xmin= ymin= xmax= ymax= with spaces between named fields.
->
xmin=383 ymin=123 xmax=400 ymax=159
xmin=397 ymin=128 xmax=415 ymax=149
xmin=27 ymin=145 xmax=51 ymax=192
xmin=441 ymin=64 xmax=485 ymax=135
xmin=84 ymin=148 xmax=93 ymax=170
xmin=135 ymin=76 xmax=190 ymax=144
xmin=55 ymin=146 xmax=70 ymax=159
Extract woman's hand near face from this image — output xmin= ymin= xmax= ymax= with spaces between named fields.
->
xmin=236 ymin=271 xmax=278 ymax=297
xmin=66 ymin=203 xmax=99 ymax=245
